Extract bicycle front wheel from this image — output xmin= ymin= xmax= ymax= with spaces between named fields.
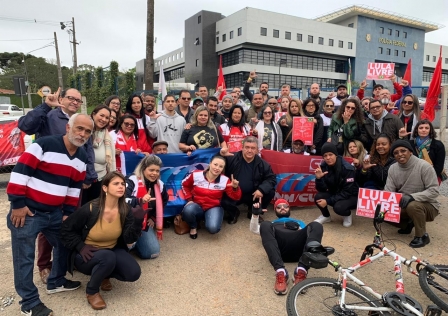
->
xmin=419 ymin=264 xmax=448 ymax=312
xmin=286 ymin=277 xmax=391 ymax=316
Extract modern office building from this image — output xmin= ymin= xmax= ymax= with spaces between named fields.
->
xmin=135 ymin=5 xmax=447 ymax=96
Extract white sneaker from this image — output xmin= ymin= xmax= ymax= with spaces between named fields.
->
xmin=314 ymin=215 xmax=331 ymax=224
xmin=342 ymin=214 xmax=352 ymax=227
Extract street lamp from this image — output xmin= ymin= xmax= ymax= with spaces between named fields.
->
xmin=278 ymin=58 xmax=287 ymax=98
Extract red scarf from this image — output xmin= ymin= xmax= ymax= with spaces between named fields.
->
xmin=115 ymin=130 xmax=137 ymax=173
xmin=136 ymin=178 xmax=149 ymax=231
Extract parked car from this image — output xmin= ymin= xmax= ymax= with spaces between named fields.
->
xmin=0 ymin=104 xmax=23 ymax=117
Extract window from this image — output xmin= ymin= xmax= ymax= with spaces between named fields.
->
xmin=445 ymin=58 xmax=448 ymax=64
xmin=318 ymin=37 xmax=324 ymax=45
xmin=348 ymin=42 xmax=353 ymax=49
xmin=222 ymin=34 xmax=226 ymax=42
xmin=402 ymin=51 xmax=406 ymax=57
xmin=168 ymin=56 xmax=171 ymax=62
xmin=403 ymin=31 xmax=407 ymax=38
xmin=195 ymin=59 xmax=199 ymax=67
xmin=176 ymin=53 xmax=179 ymax=59
xmin=378 ymin=47 xmax=383 ymax=54
xmin=216 ymin=36 xmax=219 ymax=44
xmin=433 ymin=56 xmax=436 ymax=62
xmin=329 ymin=39 xmax=334 ymax=46
xmin=308 ymin=35 xmax=313 ymax=43
xmin=238 ymin=27 xmax=242 ymax=36
xmin=394 ymin=50 xmax=398 ymax=56
xmin=426 ymin=55 xmax=430 ymax=61
xmin=230 ymin=31 xmax=234 ymax=39
xmin=380 ymin=27 xmax=384 ymax=34
xmin=348 ymin=23 xmax=354 ymax=28
xmin=194 ymin=37 xmax=200 ymax=45
xmin=273 ymin=29 xmax=279 ymax=38
xmin=198 ymin=15 xmax=201 ymax=24
xmin=260 ymin=27 xmax=267 ymax=36
xmin=338 ymin=40 xmax=343 ymax=48
xmin=386 ymin=48 xmax=391 ymax=55
xmin=297 ymin=33 xmax=302 ymax=41
xmin=395 ymin=30 xmax=399 ymax=37
xmin=285 ymin=31 xmax=291 ymax=40
xmin=387 ymin=28 xmax=392 ymax=35
xmin=180 ymin=52 xmax=183 ymax=58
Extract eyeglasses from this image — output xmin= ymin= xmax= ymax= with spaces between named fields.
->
xmin=65 ymin=96 xmax=83 ymax=104
xmin=123 ymin=122 xmax=135 ymax=128
xmin=110 ymin=101 xmax=120 ymax=106
xmin=402 ymin=101 xmax=414 ymax=105
xmin=346 ymin=106 xmax=356 ymax=110
xmin=110 ymin=116 xmax=117 ymax=121
xmin=324 ymin=104 xmax=334 ymax=108
xmin=370 ymin=106 xmax=382 ymax=111
xmin=263 ymin=112 xmax=272 ymax=115
xmin=393 ymin=149 xmax=409 ymax=156
xmin=276 ymin=204 xmax=289 ymax=210
xmin=181 ymin=97 xmax=191 ymax=101
xmin=268 ymin=102 xmax=278 ymax=105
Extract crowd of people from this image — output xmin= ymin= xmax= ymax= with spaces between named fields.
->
xmin=6 ymin=71 xmax=445 ymax=314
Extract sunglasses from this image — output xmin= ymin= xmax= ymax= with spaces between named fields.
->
xmin=402 ymin=101 xmax=414 ymax=105
xmin=370 ymin=106 xmax=382 ymax=110
xmin=276 ymin=204 xmax=289 ymax=210
xmin=181 ymin=97 xmax=191 ymax=101
xmin=346 ymin=106 xmax=356 ymax=110
xmin=268 ymin=102 xmax=278 ymax=105
xmin=263 ymin=112 xmax=272 ymax=115
xmin=324 ymin=104 xmax=334 ymax=108
xmin=123 ymin=122 xmax=135 ymax=128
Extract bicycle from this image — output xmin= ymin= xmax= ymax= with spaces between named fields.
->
xmin=286 ymin=204 xmax=448 ymax=316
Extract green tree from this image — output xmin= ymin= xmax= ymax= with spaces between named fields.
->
xmin=109 ymin=61 xmax=119 ymax=96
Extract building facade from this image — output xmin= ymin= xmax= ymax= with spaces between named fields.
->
xmin=136 ymin=5 xmax=447 ymax=96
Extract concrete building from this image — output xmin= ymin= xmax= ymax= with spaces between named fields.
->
xmin=136 ymin=5 xmax=447 ymax=96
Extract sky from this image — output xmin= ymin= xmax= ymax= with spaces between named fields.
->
xmin=1 ymin=0 xmax=448 ymax=71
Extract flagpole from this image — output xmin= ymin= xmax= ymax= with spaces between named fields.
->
xmin=440 ymin=85 xmax=447 ymax=146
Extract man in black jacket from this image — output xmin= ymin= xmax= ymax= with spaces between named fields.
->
xmin=220 ymin=136 xmax=277 ymax=224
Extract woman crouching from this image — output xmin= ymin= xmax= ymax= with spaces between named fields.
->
xmin=61 ymin=171 xmax=145 ymax=310
xmin=181 ymin=155 xmax=241 ymax=239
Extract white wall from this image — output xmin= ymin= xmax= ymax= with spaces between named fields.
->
xmin=423 ymin=42 xmax=448 ymax=70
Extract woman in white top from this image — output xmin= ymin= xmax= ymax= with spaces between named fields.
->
xmin=252 ymin=106 xmax=283 ymax=152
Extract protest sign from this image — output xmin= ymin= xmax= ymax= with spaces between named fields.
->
xmin=366 ymin=63 xmax=395 ymax=80
xmin=292 ymin=117 xmax=314 ymax=145
xmin=356 ymin=188 xmax=402 ymax=223
xmin=227 ymin=134 xmax=245 ymax=152
xmin=0 ymin=120 xmax=26 ymax=167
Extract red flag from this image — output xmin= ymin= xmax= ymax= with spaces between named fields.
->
xmin=403 ymin=59 xmax=412 ymax=87
xmin=423 ymin=46 xmax=442 ymax=122
xmin=216 ymin=55 xmax=226 ymax=101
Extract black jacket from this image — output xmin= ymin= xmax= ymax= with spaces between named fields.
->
xmin=315 ymin=157 xmax=359 ymax=205
xmin=223 ymin=151 xmax=277 ymax=196
xmin=356 ymin=157 xmax=396 ymax=190
xmin=364 ymin=113 xmax=403 ymax=149
xmin=409 ymin=139 xmax=445 ymax=179
xmin=60 ymin=201 xmax=142 ymax=274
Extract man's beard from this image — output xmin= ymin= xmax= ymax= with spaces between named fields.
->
xmin=310 ymin=93 xmax=320 ymax=99
xmin=260 ymin=89 xmax=268 ymax=95
xmin=275 ymin=209 xmax=291 ymax=218
xmin=337 ymin=93 xmax=348 ymax=100
xmin=380 ymin=98 xmax=390 ymax=105
xmin=67 ymin=132 xmax=88 ymax=147
xmin=146 ymin=105 xmax=153 ymax=112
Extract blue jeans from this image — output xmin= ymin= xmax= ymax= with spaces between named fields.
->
xmin=7 ymin=207 xmax=70 ymax=310
xmin=181 ymin=203 xmax=224 ymax=234
xmin=132 ymin=227 xmax=160 ymax=259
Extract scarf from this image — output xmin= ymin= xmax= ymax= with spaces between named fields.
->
xmin=400 ymin=112 xmax=418 ymax=140
xmin=368 ymin=110 xmax=388 ymax=136
xmin=415 ymin=136 xmax=432 ymax=159
xmin=93 ymin=129 xmax=113 ymax=171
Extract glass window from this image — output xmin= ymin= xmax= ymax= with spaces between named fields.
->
xmin=395 ymin=30 xmax=399 ymax=37
xmin=445 ymin=58 xmax=448 ymax=64
xmin=380 ymin=27 xmax=384 ymax=34
xmin=386 ymin=48 xmax=391 ymax=55
xmin=273 ymin=29 xmax=279 ymax=38
xmin=348 ymin=23 xmax=354 ymax=28
xmin=433 ymin=56 xmax=436 ymax=62
xmin=329 ymin=39 xmax=334 ymax=46
xmin=403 ymin=31 xmax=407 ymax=38
xmin=387 ymin=28 xmax=392 ymax=35
xmin=348 ymin=42 xmax=353 ymax=49
xmin=338 ymin=40 xmax=343 ymax=48
xmin=297 ymin=33 xmax=302 ymax=41
xmin=180 ymin=52 xmax=183 ymax=58
xmin=394 ymin=50 xmax=398 ymax=56
xmin=238 ymin=27 xmax=242 ymax=36
xmin=318 ymin=37 xmax=324 ymax=45
xmin=176 ymin=53 xmax=179 ymax=59
xmin=196 ymin=59 xmax=199 ymax=67
xmin=285 ymin=31 xmax=291 ymax=40
xmin=168 ymin=56 xmax=171 ymax=62
xmin=222 ymin=34 xmax=226 ymax=42
xmin=426 ymin=55 xmax=429 ymax=61
xmin=308 ymin=35 xmax=313 ymax=43
xmin=378 ymin=47 xmax=383 ymax=54
xmin=260 ymin=27 xmax=267 ymax=36
xmin=230 ymin=31 xmax=234 ymax=39
xmin=402 ymin=51 xmax=406 ymax=57
xmin=198 ymin=15 xmax=201 ymax=24
xmin=216 ymin=37 xmax=219 ymax=44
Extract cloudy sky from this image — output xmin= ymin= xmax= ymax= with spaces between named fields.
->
xmin=1 ymin=0 xmax=448 ymax=71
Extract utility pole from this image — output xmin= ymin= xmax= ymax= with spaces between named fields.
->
xmin=54 ymin=32 xmax=64 ymax=89
xmin=71 ymin=17 xmax=78 ymax=74
xmin=22 ymin=56 xmax=32 ymax=108
xmin=144 ymin=0 xmax=154 ymax=91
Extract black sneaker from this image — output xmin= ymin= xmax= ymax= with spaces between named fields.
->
xmin=46 ymin=279 xmax=81 ymax=294
xmin=21 ymin=303 xmax=53 ymax=316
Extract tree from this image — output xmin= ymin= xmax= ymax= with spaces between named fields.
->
xmin=144 ymin=0 xmax=154 ymax=90
xmin=108 ymin=61 xmax=119 ymax=96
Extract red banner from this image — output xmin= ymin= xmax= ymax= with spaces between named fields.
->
xmin=0 ymin=120 xmax=26 ymax=167
xmin=366 ymin=63 xmax=395 ymax=80
xmin=356 ymin=188 xmax=401 ymax=223
xmin=292 ymin=117 xmax=314 ymax=145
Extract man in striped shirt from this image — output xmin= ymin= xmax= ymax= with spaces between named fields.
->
xmin=7 ymin=113 xmax=93 ymax=316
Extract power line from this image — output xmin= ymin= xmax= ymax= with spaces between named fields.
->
xmin=0 ymin=15 xmax=68 ymax=26
xmin=0 ymin=38 xmax=54 ymax=42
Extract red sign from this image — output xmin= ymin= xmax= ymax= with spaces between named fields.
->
xmin=356 ymin=188 xmax=402 ymax=223
xmin=366 ymin=63 xmax=395 ymax=80
xmin=292 ymin=117 xmax=314 ymax=146
xmin=0 ymin=120 xmax=26 ymax=167
xmin=227 ymin=135 xmax=245 ymax=153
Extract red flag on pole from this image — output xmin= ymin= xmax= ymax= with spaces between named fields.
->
xmin=402 ymin=59 xmax=412 ymax=87
xmin=423 ymin=46 xmax=442 ymax=122
xmin=216 ymin=55 xmax=226 ymax=101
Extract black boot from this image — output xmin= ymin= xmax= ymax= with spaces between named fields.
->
xmin=398 ymin=221 xmax=414 ymax=234
xmin=227 ymin=209 xmax=240 ymax=224
xmin=409 ymin=233 xmax=430 ymax=248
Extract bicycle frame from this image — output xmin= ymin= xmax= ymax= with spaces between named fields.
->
xmin=330 ymin=243 xmax=427 ymax=315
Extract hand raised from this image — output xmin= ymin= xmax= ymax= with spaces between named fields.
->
xmin=227 ymin=174 xmax=239 ymax=189
xmin=362 ymin=158 xmax=376 ymax=170
xmin=399 ymin=125 xmax=411 ymax=138
xmin=219 ymin=147 xmax=234 ymax=157
xmin=45 ymin=87 xmax=64 ymax=108
xmin=360 ymin=79 xmax=367 ymax=89
xmin=400 ymin=79 xmax=409 ymax=87
xmin=390 ymin=74 xmax=396 ymax=83
xmin=250 ymin=70 xmax=257 ymax=79
xmin=314 ymin=167 xmax=328 ymax=179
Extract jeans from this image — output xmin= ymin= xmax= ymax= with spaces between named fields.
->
xmin=182 ymin=202 xmax=224 ymax=234
xmin=314 ymin=192 xmax=357 ymax=217
xmin=7 ymin=207 xmax=70 ymax=310
xmin=74 ymin=248 xmax=141 ymax=295
xmin=132 ymin=227 xmax=160 ymax=259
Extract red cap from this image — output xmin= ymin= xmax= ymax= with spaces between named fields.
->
xmin=274 ymin=198 xmax=289 ymax=209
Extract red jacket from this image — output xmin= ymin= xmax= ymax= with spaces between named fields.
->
xmin=357 ymin=82 xmax=403 ymax=102
xmin=182 ymin=171 xmax=242 ymax=210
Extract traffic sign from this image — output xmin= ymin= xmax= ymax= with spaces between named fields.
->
xmin=41 ymin=86 xmax=51 ymax=96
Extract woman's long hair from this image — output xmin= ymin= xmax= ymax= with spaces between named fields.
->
xmin=336 ymin=98 xmax=364 ymax=124
xmin=125 ymin=94 xmax=152 ymax=141
xmin=134 ymin=155 xmax=163 ymax=184
xmin=90 ymin=104 xmax=111 ymax=131
xmin=286 ymin=98 xmax=304 ymax=125
xmin=369 ymin=133 xmax=392 ymax=165
xmin=398 ymin=94 xmax=422 ymax=119
xmin=412 ymin=119 xmax=437 ymax=139
xmin=227 ymin=105 xmax=246 ymax=131
xmin=344 ymin=139 xmax=366 ymax=159
xmin=116 ymin=114 xmax=139 ymax=140
xmin=302 ymin=98 xmax=320 ymax=117
xmin=92 ymin=171 xmax=129 ymax=227
xmin=190 ymin=105 xmax=215 ymax=128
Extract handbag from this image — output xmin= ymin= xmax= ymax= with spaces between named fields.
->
xmin=173 ymin=214 xmax=190 ymax=235
xmin=421 ymin=148 xmax=448 ymax=182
